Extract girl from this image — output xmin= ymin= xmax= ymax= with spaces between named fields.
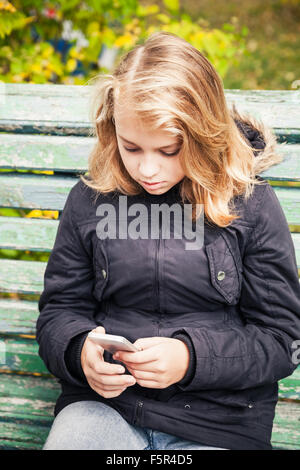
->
xmin=36 ymin=31 xmax=300 ymax=450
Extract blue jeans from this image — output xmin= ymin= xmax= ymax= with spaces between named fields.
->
xmin=43 ymin=400 xmax=228 ymax=450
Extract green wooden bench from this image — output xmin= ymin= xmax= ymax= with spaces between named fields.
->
xmin=0 ymin=83 xmax=299 ymax=450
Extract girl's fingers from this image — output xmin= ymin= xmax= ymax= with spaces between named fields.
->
xmin=89 ymin=368 xmax=136 ymax=388
xmin=126 ymin=365 xmax=159 ymax=382
xmin=89 ymin=377 xmax=127 ymax=392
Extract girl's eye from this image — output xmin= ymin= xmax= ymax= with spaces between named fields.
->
xmin=124 ymin=147 xmax=180 ymax=157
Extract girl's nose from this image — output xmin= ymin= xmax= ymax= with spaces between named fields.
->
xmin=138 ymin=154 xmax=160 ymax=179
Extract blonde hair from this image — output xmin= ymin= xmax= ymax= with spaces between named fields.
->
xmin=81 ymin=31 xmax=270 ymax=227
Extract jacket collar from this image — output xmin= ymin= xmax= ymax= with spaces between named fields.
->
xmin=230 ymin=103 xmax=283 ymax=174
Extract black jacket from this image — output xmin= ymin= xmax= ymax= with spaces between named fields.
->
xmin=36 ymin=111 xmax=300 ymax=450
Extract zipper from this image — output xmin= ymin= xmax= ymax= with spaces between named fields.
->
xmin=134 ymin=400 xmax=144 ymax=426
xmin=155 ymin=219 xmax=162 ymax=313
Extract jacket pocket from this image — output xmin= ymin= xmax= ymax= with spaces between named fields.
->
xmin=205 ymin=233 xmax=242 ymax=305
xmin=92 ymin=238 xmax=109 ymax=302
xmin=167 ymin=389 xmax=253 ymax=414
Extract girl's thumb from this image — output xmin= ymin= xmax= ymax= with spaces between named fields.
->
xmin=93 ymin=325 xmax=106 ymax=334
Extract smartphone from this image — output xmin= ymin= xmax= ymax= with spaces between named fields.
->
xmin=88 ymin=332 xmax=141 ymax=354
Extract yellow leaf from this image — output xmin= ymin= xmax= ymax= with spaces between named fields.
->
xmin=0 ymin=0 xmax=16 ymax=13
xmin=114 ymin=35 xmax=133 ymax=48
xmin=43 ymin=210 xmax=59 ymax=219
xmin=156 ymin=13 xmax=171 ymax=24
xmin=69 ymin=47 xmax=81 ymax=59
xmin=163 ymin=0 xmax=179 ymax=11
xmin=44 ymin=69 xmax=52 ymax=79
xmin=66 ymin=58 xmax=77 ymax=72
xmin=38 ymin=170 xmax=53 ymax=175
xmin=31 ymin=63 xmax=42 ymax=73
xmin=42 ymin=47 xmax=53 ymax=59
xmin=26 ymin=210 xmax=42 ymax=218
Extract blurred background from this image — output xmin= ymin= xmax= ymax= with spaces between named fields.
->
xmin=0 ymin=0 xmax=299 ymax=298
xmin=0 ymin=0 xmax=299 ymax=89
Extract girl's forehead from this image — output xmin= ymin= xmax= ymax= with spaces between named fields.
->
xmin=113 ymin=100 xmax=180 ymax=142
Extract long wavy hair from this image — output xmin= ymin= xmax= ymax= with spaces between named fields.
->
xmin=81 ymin=31 xmax=270 ymax=227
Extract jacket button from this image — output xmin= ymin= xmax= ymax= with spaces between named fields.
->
xmin=101 ymin=269 xmax=107 ymax=279
xmin=248 ymin=403 xmax=253 ymax=409
xmin=184 ymin=404 xmax=191 ymax=409
xmin=217 ymin=271 xmax=225 ymax=281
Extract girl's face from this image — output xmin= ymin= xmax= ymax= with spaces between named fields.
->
xmin=114 ymin=104 xmax=185 ymax=195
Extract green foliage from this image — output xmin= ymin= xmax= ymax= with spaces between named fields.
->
xmin=0 ymin=7 xmax=35 ymax=39
xmin=0 ymin=0 xmax=247 ymax=84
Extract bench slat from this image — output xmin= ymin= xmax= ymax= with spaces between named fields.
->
xmin=0 ymin=173 xmax=77 ymax=211
xmin=260 ymin=144 xmax=300 ymax=181
xmin=0 ymin=369 xmax=299 ymax=450
xmin=0 ymin=372 xmax=60 ymax=402
xmin=0 ymin=217 xmax=58 ymax=252
xmin=0 ymin=419 xmax=52 ymax=449
xmin=1 ymin=131 xmax=300 ymax=180
xmin=0 ymin=337 xmax=49 ymax=375
xmin=278 ymin=365 xmax=300 ymax=400
xmin=271 ymin=400 xmax=300 ymax=449
xmin=0 ymin=299 xmax=38 ymax=335
xmin=0 ymin=372 xmax=60 ymax=449
xmin=0 ymin=133 xmax=94 ymax=172
xmin=1 ymin=85 xmax=299 ymax=140
xmin=0 ymin=232 xmax=299 ymax=295
xmin=0 ymin=237 xmax=299 ymax=295
xmin=1 ymin=310 xmax=300 ymax=390
xmin=0 ymin=174 xmax=300 ymax=224
xmin=0 ymin=216 xmax=299 ymax=254
xmin=0 ymin=259 xmax=45 ymax=295
xmin=0 ymin=84 xmax=92 ymax=136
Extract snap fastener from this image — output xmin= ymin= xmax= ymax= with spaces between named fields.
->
xmin=101 ymin=269 xmax=107 ymax=279
xmin=217 ymin=271 xmax=225 ymax=281
xmin=184 ymin=404 xmax=191 ymax=409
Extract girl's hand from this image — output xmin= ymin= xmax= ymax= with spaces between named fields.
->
xmin=112 ymin=336 xmax=190 ymax=389
xmin=81 ymin=326 xmax=136 ymax=398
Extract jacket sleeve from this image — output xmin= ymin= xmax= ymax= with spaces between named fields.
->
xmin=36 ymin=184 xmax=101 ymax=387
xmin=171 ymin=183 xmax=300 ymax=391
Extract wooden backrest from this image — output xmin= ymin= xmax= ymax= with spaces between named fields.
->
xmin=0 ymin=84 xmax=299 ymax=377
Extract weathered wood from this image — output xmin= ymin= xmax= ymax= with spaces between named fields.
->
xmin=278 ymin=366 xmax=300 ymax=401
xmin=0 ymin=370 xmax=299 ymax=450
xmin=1 ymin=132 xmax=300 ymax=180
xmin=0 ymin=372 xmax=60 ymax=405
xmin=225 ymin=90 xmax=300 ymax=143
xmin=0 ymin=83 xmax=299 ymax=451
xmin=271 ymin=186 xmax=300 ymax=225
xmin=0 ymin=247 xmax=299 ymax=298
xmin=0 ymin=420 xmax=53 ymax=450
xmin=0 ymin=174 xmax=300 ymax=225
xmin=0 ymin=259 xmax=45 ymax=295
xmin=0 ymin=133 xmax=95 ymax=172
xmin=0 ymin=85 xmax=299 ymax=140
xmin=0 ymin=216 xmax=58 ymax=251
xmin=272 ymin=401 xmax=300 ymax=449
xmin=0 ymin=173 xmax=77 ymax=211
xmin=0 ymin=299 xmax=38 ymax=335
xmin=260 ymin=144 xmax=300 ymax=181
xmin=0 ymin=84 xmax=93 ymax=136
xmin=0 ymin=216 xmax=299 ymax=256
xmin=0 ymin=337 xmax=50 ymax=375
xmin=0 ymin=373 xmax=60 ymax=449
